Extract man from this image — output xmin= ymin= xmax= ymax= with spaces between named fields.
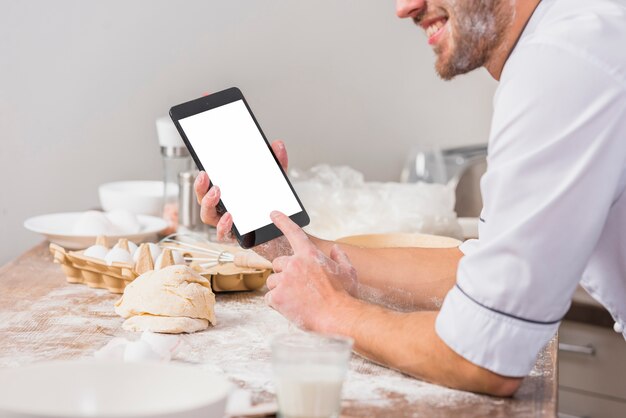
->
xmin=195 ymin=0 xmax=626 ymax=396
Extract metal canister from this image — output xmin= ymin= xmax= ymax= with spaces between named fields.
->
xmin=178 ymin=170 xmax=209 ymax=235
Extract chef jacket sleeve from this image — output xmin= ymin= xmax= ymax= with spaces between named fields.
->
xmin=435 ymin=42 xmax=626 ymax=377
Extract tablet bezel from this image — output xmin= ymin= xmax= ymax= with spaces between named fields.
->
xmin=169 ymin=87 xmax=310 ymax=249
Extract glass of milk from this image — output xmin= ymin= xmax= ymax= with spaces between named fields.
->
xmin=271 ymin=332 xmax=353 ymax=418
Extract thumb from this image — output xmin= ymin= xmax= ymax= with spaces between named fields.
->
xmin=329 ymin=244 xmax=352 ymax=269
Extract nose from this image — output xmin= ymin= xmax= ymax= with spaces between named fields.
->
xmin=396 ymin=0 xmax=426 ymax=19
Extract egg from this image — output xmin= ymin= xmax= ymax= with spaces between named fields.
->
xmin=114 ymin=240 xmax=138 ymax=257
xmin=105 ymin=247 xmax=133 ymax=266
xmin=83 ymin=244 xmax=108 ymax=260
xmin=106 ymin=210 xmax=141 ymax=234
xmin=133 ymin=242 xmax=161 ymax=264
xmin=123 ymin=340 xmax=167 ymax=362
xmin=154 ymin=250 xmax=185 ymax=269
xmin=94 ymin=337 xmax=129 ymax=361
xmin=141 ymin=331 xmax=181 ymax=358
xmin=73 ymin=210 xmax=121 ymax=236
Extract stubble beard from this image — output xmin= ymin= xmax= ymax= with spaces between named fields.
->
xmin=434 ymin=0 xmax=514 ymax=80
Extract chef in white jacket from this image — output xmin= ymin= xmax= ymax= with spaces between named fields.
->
xmin=195 ymin=0 xmax=626 ymax=395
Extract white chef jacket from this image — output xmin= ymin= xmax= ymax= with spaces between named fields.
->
xmin=435 ymin=0 xmax=626 ymax=377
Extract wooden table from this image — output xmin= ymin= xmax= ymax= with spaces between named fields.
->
xmin=0 ymin=243 xmax=558 ymax=417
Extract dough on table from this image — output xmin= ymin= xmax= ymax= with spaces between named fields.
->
xmin=122 ymin=314 xmax=209 ymax=334
xmin=115 ymin=265 xmax=216 ymax=333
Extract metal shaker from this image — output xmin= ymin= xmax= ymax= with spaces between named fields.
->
xmin=157 ymin=116 xmax=192 ymax=233
xmin=178 ymin=170 xmax=210 ymax=236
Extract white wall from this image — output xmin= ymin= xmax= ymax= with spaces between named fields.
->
xmin=0 ymin=0 xmax=497 ymax=265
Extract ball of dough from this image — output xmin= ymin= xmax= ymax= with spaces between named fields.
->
xmin=114 ymin=265 xmax=216 ymax=331
xmin=123 ymin=315 xmax=209 ymax=334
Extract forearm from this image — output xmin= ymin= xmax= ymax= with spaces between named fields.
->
xmin=311 ymin=236 xmax=463 ymax=310
xmin=323 ymin=298 xmax=522 ymax=396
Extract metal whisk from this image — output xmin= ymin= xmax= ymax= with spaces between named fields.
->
xmin=158 ymin=233 xmax=273 ymax=270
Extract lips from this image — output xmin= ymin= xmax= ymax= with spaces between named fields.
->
xmin=420 ymin=16 xmax=449 ymax=46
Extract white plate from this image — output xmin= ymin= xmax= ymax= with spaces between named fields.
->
xmin=0 ymin=360 xmax=231 ymax=418
xmin=24 ymin=212 xmax=168 ymax=249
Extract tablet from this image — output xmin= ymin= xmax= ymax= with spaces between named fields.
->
xmin=169 ymin=87 xmax=309 ymax=248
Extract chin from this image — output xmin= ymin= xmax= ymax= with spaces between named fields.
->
xmin=434 ymin=56 xmax=457 ymax=80
xmin=435 ymin=52 xmax=483 ymax=80
xmin=433 ymin=42 xmax=458 ymax=80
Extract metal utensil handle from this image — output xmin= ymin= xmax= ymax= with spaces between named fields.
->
xmin=558 ymin=413 xmax=591 ymax=418
xmin=558 ymin=343 xmax=595 ymax=356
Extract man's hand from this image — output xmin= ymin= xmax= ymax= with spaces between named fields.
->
xmin=265 ymin=211 xmax=360 ymax=332
xmin=194 ymin=139 xmax=288 ymax=242
xmin=264 ymin=212 xmax=521 ymax=397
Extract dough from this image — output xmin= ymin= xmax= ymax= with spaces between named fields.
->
xmin=122 ymin=314 xmax=209 ymax=334
xmin=115 ymin=265 xmax=216 ymax=333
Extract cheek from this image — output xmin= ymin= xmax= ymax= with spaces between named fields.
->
xmin=442 ymin=15 xmax=459 ymax=49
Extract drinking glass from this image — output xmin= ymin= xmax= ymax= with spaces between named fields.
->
xmin=400 ymin=145 xmax=447 ymax=184
xmin=271 ymin=332 xmax=353 ymax=418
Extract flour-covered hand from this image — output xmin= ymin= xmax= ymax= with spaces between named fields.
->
xmin=264 ymin=211 xmax=358 ymax=332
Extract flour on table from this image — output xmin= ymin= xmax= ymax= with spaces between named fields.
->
xmin=0 ymin=281 xmax=553 ymax=415
xmin=174 ymin=292 xmax=486 ymax=411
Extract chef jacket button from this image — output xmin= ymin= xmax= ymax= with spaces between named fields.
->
xmin=614 ymin=322 xmax=624 ymax=333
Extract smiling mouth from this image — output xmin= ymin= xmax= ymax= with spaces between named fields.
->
xmin=421 ymin=16 xmax=449 ymax=45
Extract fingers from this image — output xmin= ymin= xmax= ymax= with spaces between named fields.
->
xmin=266 ymin=272 xmax=282 ymax=290
xmin=264 ymin=290 xmax=275 ymax=309
xmin=329 ymin=244 xmax=352 ymax=268
xmin=272 ymin=256 xmax=290 ymax=273
xmin=196 ymin=172 xmax=226 ymax=229
xmin=216 ymin=212 xmax=233 ymax=241
xmin=270 ymin=211 xmax=312 ymax=254
xmin=271 ymin=140 xmax=289 ymax=171
xmin=194 ymin=171 xmax=210 ymax=205
xmin=199 ymin=186 xmax=221 ymax=225
xmin=264 ymin=280 xmax=282 ymax=309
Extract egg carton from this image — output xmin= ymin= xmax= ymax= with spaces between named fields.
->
xmin=49 ymin=239 xmax=271 ymax=294
xmin=50 ymin=243 xmax=139 ymax=293
xmin=169 ymin=240 xmax=272 ymax=292
xmin=198 ymin=264 xmax=271 ymax=292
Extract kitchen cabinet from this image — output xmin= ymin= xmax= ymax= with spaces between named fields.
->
xmin=558 ymin=289 xmax=626 ymax=418
xmin=559 ymin=387 xmax=626 ymax=418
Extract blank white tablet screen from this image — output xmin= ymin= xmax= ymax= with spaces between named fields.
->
xmin=178 ymin=100 xmax=301 ymax=235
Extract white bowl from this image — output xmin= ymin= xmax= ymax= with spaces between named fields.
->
xmin=24 ymin=212 xmax=168 ymax=250
xmin=0 ymin=361 xmax=231 ymax=418
xmin=99 ymin=181 xmax=176 ymax=216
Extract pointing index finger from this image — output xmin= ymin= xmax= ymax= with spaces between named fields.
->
xmin=270 ymin=211 xmax=311 ymax=254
